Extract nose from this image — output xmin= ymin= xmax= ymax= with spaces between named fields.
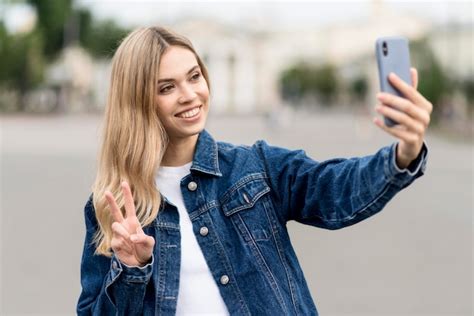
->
xmin=178 ymin=84 xmax=197 ymax=104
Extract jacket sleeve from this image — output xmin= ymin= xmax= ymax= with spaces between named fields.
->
xmin=254 ymin=141 xmax=428 ymax=230
xmin=76 ymin=196 xmax=154 ymax=316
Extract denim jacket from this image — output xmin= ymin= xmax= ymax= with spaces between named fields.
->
xmin=77 ymin=130 xmax=428 ymax=315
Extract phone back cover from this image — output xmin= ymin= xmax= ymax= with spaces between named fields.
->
xmin=376 ymin=36 xmax=412 ymax=97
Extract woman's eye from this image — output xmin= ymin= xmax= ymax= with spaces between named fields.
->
xmin=159 ymin=85 xmax=173 ymax=94
xmin=191 ymin=72 xmax=201 ymax=81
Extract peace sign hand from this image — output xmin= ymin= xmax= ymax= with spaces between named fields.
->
xmin=105 ymin=181 xmax=155 ymax=267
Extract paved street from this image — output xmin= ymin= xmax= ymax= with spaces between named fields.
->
xmin=1 ymin=109 xmax=472 ymax=315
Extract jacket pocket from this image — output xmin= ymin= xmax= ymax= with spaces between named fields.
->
xmin=220 ymin=174 xmax=273 ymax=242
xmin=220 ymin=174 xmax=290 ymax=313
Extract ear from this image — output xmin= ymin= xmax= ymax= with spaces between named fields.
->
xmin=410 ymin=67 xmax=418 ymax=90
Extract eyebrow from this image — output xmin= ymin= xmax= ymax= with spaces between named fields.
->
xmin=157 ymin=65 xmax=200 ymax=84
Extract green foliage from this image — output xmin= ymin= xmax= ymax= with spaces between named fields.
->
xmin=25 ymin=0 xmax=128 ymax=59
xmin=461 ymin=78 xmax=474 ymax=107
xmin=0 ymin=22 xmax=45 ymax=110
xmin=349 ymin=76 xmax=368 ymax=102
xmin=410 ymin=37 xmax=454 ymax=122
xmin=0 ymin=1 xmax=131 ymax=112
xmin=27 ymin=0 xmax=73 ymax=60
xmin=280 ymin=62 xmax=339 ymax=105
xmin=280 ymin=63 xmax=310 ymax=101
xmin=313 ymin=64 xmax=339 ymax=103
xmin=0 ymin=0 xmax=73 ymax=110
xmin=79 ymin=15 xmax=129 ymax=58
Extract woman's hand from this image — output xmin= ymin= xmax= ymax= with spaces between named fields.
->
xmin=105 ymin=181 xmax=155 ymax=267
xmin=374 ymin=68 xmax=433 ymax=169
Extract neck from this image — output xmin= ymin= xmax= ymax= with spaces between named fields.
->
xmin=161 ymin=134 xmax=199 ymax=167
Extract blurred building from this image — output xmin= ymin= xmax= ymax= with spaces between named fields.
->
xmin=31 ymin=1 xmax=472 ymax=114
xmin=429 ymin=23 xmax=473 ymax=80
xmin=172 ymin=1 xmax=431 ymax=114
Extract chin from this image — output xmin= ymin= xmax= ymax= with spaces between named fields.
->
xmin=170 ymin=123 xmax=206 ymax=140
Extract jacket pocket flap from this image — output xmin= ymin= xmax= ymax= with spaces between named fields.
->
xmin=221 ymin=176 xmax=270 ymax=216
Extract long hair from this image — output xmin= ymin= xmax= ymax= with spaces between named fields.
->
xmin=92 ymin=26 xmax=210 ymax=256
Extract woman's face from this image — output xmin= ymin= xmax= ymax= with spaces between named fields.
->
xmin=155 ymin=46 xmax=210 ymax=143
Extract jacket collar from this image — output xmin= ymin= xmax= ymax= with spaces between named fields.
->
xmin=191 ymin=130 xmax=222 ymax=177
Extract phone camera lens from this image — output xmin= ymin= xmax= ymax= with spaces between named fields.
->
xmin=382 ymin=42 xmax=388 ymax=56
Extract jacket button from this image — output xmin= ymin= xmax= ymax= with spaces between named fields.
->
xmin=199 ymin=226 xmax=209 ymax=236
xmin=187 ymin=181 xmax=197 ymax=191
xmin=220 ymin=275 xmax=229 ymax=285
xmin=243 ymin=193 xmax=250 ymax=204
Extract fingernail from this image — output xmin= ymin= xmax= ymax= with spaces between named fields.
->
xmin=130 ymin=235 xmax=138 ymax=242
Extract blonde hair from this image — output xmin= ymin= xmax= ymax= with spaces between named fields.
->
xmin=92 ymin=26 xmax=210 ymax=256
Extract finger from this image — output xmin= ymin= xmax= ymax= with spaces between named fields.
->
xmin=373 ymin=117 xmax=419 ymax=144
xmin=375 ymin=104 xmax=425 ymax=135
xmin=111 ymin=236 xmax=133 ymax=253
xmin=130 ymin=233 xmax=155 ymax=248
xmin=388 ymin=72 xmax=432 ymax=113
xmin=136 ymin=224 xmax=144 ymax=235
xmin=111 ymin=222 xmax=134 ymax=251
xmin=121 ymin=181 xmax=137 ymax=219
xmin=377 ymin=94 xmax=430 ymax=128
xmin=105 ymin=191 xmax=124 ymax=223
xmin=131 ymin=227 xmax=148 ymax=243
xmin=111 ymin=221 xmax=131 ymax=240
xmin=410 ymin=68 xmax=418 ymax=90
xmin=110 ymin=238 xmax=122 ymax=252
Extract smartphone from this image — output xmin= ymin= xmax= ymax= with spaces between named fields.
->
xmin=375 ymin=36 xmax=412 ymax=127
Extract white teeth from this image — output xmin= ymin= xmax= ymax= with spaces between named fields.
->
xmin=177 ymin=107 xmax=200 ymax=118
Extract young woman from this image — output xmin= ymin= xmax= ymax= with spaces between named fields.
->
xmin=77 ymin=26 xmax=431 ymax=315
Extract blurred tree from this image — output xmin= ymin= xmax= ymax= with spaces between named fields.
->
xmin=0 ymin=22 xmax=45 ymax=111
xmin=312 ymin=64 xmax=338 ymax=104
xmin=349 ymin=75 xmax=368 ymax=104
xmin=78 ymin=11 xmax=129 ymax=58
xmin=280 ymin=62 xmax=339 ymax=106
xmin=280 ymin=63 xmax=310 ymax=103
xmin=411 ymin=37 xmax=454 ymax=123
xmin=0 ymin=0 xmax=72 ymax=111
xmin=25 ymin=0 xmax=128 ymax=59
xmin=27 ymin=0 xmax=73 ymax=60
xmin=0 ymin=1 xmax=130 ymax=112
xmin=461 ymin=78 xmax=474 ymax=107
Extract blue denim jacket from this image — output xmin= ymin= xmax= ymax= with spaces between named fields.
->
xmin=77 ymin=130 xmax=427 ymax=315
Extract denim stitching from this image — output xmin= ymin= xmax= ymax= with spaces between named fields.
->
xmin=237 ymin=212 xmax=288 ymax=313
xmin=223 ymin=187 xmax=271 ymax=216
xmin=206 ymin=213 xmax=251 ymax=315
xmin=264 ymin=199 xmax=299 ymax=314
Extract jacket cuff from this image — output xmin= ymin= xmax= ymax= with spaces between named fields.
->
xmin=384 ymin=141 xmax=428 ymax=187
xmin=110 ymin=254 xmax=154 ymax=284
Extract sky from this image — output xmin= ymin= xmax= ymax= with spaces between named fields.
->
xmin=74 ymin=0 xmax=473 ymax=29
xmin=1 ymin=0 xmax=472 ymax=34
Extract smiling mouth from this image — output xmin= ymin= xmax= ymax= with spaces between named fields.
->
xmin=176 ymin=105 xmax=202 ymax=119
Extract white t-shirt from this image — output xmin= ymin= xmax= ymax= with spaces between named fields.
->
xmin=155 ymin=162 xmax=229 ymax=315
